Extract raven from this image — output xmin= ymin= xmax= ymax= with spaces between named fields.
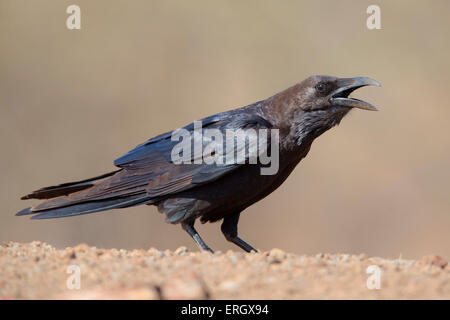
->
xmin=17 ymin=76 xmax=380 ymax=252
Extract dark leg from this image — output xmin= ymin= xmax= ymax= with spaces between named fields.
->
xmin=221 ymin=212 xmax=257 ymax=253
xmin=181 ymin=221 xmax=214 ymax=253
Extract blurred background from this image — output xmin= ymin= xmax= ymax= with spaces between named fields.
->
xmin=1 ymin=0 xmax=449 ymax=259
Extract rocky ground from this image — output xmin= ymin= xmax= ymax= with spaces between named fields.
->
xmin=0 ymin=241 xmax=448 ymax=299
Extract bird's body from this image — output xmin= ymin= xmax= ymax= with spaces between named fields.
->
xmin=17 ymin=75 xmax=380 ymax=252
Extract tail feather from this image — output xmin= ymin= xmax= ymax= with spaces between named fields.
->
xmin=21 ymin=170 xmax=122 ymax=200
xmin=16 ymin=168 xmax=157 ymax=219
xmin=20 ymin=194 xmax=153 ymax=219
xmin=16 ymin=207 xmax=33 ymax=216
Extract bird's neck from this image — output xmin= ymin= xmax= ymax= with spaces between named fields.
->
xmin=289 ymin=108 xmax=350 ymax=147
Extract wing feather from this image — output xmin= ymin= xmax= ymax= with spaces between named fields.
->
xmin=30 ymin=112 xmax=273 ymax=212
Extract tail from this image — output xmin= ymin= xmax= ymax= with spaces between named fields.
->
xmin=16 ymin=169 xmax=154 ymax=219
xmin=20 ymin=170 xmax=120 ymax=200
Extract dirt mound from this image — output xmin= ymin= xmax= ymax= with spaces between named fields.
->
xmin=0 ymin=242 xmax=448 ymax=299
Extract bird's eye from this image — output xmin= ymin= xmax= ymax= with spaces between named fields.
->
xmin=316 ymin=83 xmax=326 ymax=92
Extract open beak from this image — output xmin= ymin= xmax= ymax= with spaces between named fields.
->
xmin=330 ymin=77 xmax=381 ymax=111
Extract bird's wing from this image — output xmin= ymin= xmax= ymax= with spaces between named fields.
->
xmin=113 ymin=115 xmax=221 ymax=169
xmin=113 ymin=112 xmax=273 ymax=198
xmin=23 ymin=112 xmax=273 ymax=212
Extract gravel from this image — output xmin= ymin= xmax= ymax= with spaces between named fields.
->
xmin=0 ymin=242 xmax=448 ymax=299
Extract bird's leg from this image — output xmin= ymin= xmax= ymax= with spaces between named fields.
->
xmin=221 ymin=212 xmax=257 ymax=253
xmin=181 ymin=221 xmax=214 ymax=253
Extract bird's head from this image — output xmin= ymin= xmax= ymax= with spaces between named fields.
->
xmin=286 ymin=75 xmax=381 ymax=144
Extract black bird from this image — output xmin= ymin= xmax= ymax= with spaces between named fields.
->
xmin=17 ymin=76 xmax=380 ymax=252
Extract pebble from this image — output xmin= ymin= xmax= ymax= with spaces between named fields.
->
xmin=220 ymin=281 xmax=241 ymax=291
xmin=174 ymin=246 xmax=188 ymax=256
xmin=268 ymin=248 xmax=287 ymax=263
